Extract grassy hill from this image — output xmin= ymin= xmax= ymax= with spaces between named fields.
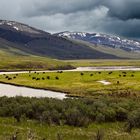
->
xmin=0 ymin=40 xmax=74 ymax=71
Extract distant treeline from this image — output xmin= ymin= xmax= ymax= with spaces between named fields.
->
xmin=0 ymin=96 xmax=140 ymax=131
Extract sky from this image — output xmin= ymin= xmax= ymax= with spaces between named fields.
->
xmin=0 ymin=0 xmax=140 ymax=39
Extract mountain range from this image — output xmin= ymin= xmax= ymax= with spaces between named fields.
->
xmin=0 ymin=20 xmax=140 ymax=60
xmin=56 ymin=31 xmax=140 ymax=52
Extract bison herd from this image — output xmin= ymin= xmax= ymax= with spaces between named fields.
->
xmin=3 ymin=71 xmax=136 ymax=84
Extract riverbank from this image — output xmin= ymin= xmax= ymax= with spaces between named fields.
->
xmin=0 ymin=66 xmax=140 ymax=75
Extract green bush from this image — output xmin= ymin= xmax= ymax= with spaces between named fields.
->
xmin=127 ymin=108 xmax=140 ymax=128
xmin=0 ymin=96 xmax=139 ymax=128
xmin=64 ymin=108 xmax=90 ymax=127
xmin=96 ymin=113 xmax=105 ymax=123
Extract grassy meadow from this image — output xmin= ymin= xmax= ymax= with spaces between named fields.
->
xmin=0 ymin=70 xmax=140 ymax=97
xmin=1 ymin=117 xmax=140 ymax=140
xmin=0 ymin=49 xmax=74 ymax=71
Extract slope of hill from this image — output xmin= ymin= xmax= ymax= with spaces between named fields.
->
xmin=0 ymin=38 xmax=74 ymax=71
xmin=70 ymin=38 xmax=140 ymax=59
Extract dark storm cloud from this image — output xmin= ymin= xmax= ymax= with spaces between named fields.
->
xmin=103 ymin=0 xmax=140 ymax=38
xmin=105 ymin=0 xmax=140 ymax=20
xmin=0 ymin=0 xmax=140 ymax=38
xmin=20 ymin=0 xmax=102 ymax=17
xmin=99 ymin=18 xmax=140 ymax=39
xmin=20 ymin=0 xmax=140 ymax=20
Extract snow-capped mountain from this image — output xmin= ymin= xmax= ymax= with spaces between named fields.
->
xmin=0 ymin=20 xmax=49 ymax=36
xmin=56 ymin=31 xmax=140 ymax=52
xmin=0 ymin=20 xmax=52 ymax=44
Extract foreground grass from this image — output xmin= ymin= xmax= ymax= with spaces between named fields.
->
xmin=0 ymin=117 xmax=140 ymax=140
xmin=0 ymin=96 xmax=140 ymax=140
xmin=0 ymin=71 xmax=140 ymax=97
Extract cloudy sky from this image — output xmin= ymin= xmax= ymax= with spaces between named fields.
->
xmin=0 ymin=0 xmax=140 ymax=39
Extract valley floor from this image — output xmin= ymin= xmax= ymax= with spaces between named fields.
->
xmin=0 ymin=70 xmax=140 ymax=97
xmin=0 ymin=60 xmax=140 ymax=140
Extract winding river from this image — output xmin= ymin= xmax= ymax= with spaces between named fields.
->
xmin=0 ymin=66 xmax=140 ymax=99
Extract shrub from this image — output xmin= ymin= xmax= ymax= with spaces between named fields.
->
xmin=127 ymin=109 xmax=140 ymax=128
xmin=104 ymin=108 xmax=116 ymax=122
xmin=64 ymin=108 xmax=90 ymax=127
xmin=116 ymin=107 xmax=128 ymax=121
xmin=95 ymin=113 xmax=105 ymax=123
xmin=0 ymin=96 xmax=139 ymax=128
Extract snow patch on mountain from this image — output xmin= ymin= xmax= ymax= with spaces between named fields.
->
xmin=0 ymin=20 xmax=41 ymax=34
xmin=57 ymin=31 xmax=87 ymax=39
xmin=13 ymin=26 xmax=19 ymax=31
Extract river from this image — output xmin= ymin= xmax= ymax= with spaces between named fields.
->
xmin=0 ymin=83 xmax=66 ymax=99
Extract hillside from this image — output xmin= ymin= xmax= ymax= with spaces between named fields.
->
xmin=0 ymin=38 xmax=74 ymax=71
xmin=0 ymin=20 xmax=121 ymax=60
